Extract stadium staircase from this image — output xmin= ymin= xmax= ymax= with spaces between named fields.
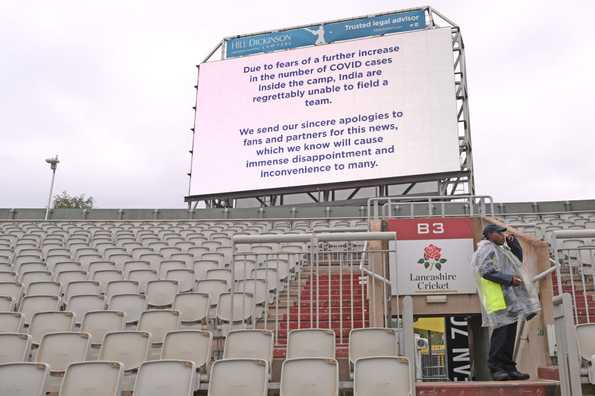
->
xmin=274 ymin=265 xmax=367 ymax=358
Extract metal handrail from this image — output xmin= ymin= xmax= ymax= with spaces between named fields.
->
xmin=367 ymin=194 xmax=495 ymax=220
xmin=513 ymin=258 xmax=560 ymax=363
xmin=359 ymin=244 xmax=391 ymax=286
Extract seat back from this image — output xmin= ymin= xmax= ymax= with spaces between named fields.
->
xmin=21 ymin=271 xmax=52 ymax=287
xmin=127 ymin=269 xmax=158 ymax=293
xmin=122 ymin=260 xmax=152 ymax=277
xmin=576 ymin=323 xmax=595 ymax=360
xmin=287 ymin=329 xmax=336 ymax=359
xmin=251 ymin=268 xmax=279 ymax=292
xmin=280 ymin=358 xmax=338 ymax=396
xmin=64 ymin=281 xmax=101 ymax=301
xmin=26 ymin=281 xmax=61 ymax=296
xmin=193 ymin=260 xmax=219 ymax=281
xmin=161 ymin=329 xmax=212 ymax=370
xmin=137 ymin=310 xmax=180 ymax=345
xmin=0 ymin=312 xmax=24 ymax=332
xmin=29 ymin=311 xmax=75 ymax=345
xmin=0 ymin=294 xmax=14 ymax=310
xmin=0 ymin=333 xmax=31 ymax=363
xmin=92 ymin=270 xmax=123 ymax=292
xmin=20 ymin=295 xmax=61 ymax=325
xmin=82 ymin=311 xmax=126 ymax=346
xmin=166 ymin=269 xmax=195 ymax=292
xmin=60 ymin=361 xmax=124 ymax=396
xmin=133 ymin=360 xmax=195 ymax=396
xmin=173 ymin=292 xmax=209 ymax=324
xmin=99 ymin=331 xmax=151 ymax=371
xmin=56 ymin=270 xmax=88 ymax=287
xmin=206 ymin=269 xmax=232 ymax=287
xmin=223 ymin=329 xmax=273 ymax=367
xmin=67 ymin=294 xmax=105 ymax=324
xmin=349 ymin=328 xmax=400 ymax=365
xmin=235 ymin=279 xmax=268 ymax=305
xmin=263 ymin=259 xmax=290 ymax=281
xmin=158 ymin=260 xmax=186 ymax=278
xmin=0 ymin=362 xmax=49 ymax=396
xmin=36 ymin=332 xmax=90 ymax=373
xmin=353 ymin=356 xmax=410 ymax=396
xmin=196 ymin=279 xmax=227 ymax=307
xmin=108 ymin=293 xmax=146 ymax=324
xmin=217 ymin=292 xmax=254 ymax=323
xmin=105 ymin=280 xmax=139 ymax=299
xmin=232 ymin=262 xmax=256 ymax=281
xmin=146 ymin=280 xmax=178 ymax=308
xmin=208 ymin=359 xmax=268 ymax=396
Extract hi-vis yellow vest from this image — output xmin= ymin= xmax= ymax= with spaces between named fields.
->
xmin=479 ymin=278 xmax=507 ymax=314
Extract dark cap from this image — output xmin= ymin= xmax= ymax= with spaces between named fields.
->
xmin=482 ymin=224 xmax=507 ymax=237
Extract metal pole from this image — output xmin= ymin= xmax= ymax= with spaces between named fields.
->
xmin=44 ymin=156 xmax=59 ymax=220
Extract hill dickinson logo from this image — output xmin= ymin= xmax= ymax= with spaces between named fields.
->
xmin=417 ymin=244 xmax=447 ymax=271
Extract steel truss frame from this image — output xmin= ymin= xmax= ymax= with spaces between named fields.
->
xmin=186 ymin=6 xmax=474 ymax=209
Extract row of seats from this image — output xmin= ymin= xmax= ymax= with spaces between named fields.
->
xmin=0 ymin=355 xmax=409 ymax=396
xmin=0 ymin=327 xmax=406 ymax=394
xmin=1 ymin=291 xmax=258 ymax=335
xmin=0 ymin=263 xmax=288 ymax=302
xmin=0 ymin=256 xmax=297 ymax=287
xmin=0 ymin=219 xmax=362 ymax=232
xmin=0 ymin=242 xmax=304 ymax=268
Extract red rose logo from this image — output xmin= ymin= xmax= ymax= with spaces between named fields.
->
xmin=418 ymin=244 xmax=447 ymax=271
xmin=424 ymin=244 xmax=442 ymax=260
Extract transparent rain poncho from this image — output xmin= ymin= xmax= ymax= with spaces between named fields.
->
xmin=472 ymin=240 xmax=541 ymax=329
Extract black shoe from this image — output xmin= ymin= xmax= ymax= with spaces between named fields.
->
xmin=491 ymin=370 xmax=512 ymax=381
xmin=507 ymin=370 xmax=530 ymax=380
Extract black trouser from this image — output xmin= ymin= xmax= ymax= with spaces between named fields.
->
xmin=488 ymin=321 xmax=518 ymax=372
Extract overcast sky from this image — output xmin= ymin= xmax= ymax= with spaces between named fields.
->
xmin=1 ymin=0 xmax=594 ymax=208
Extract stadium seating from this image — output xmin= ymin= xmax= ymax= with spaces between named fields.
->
xmin=0 ymin=362 xmax=49 ymax=396
xmin=59 ymin=361 xmax=123 ymax=396
xmin=81 ymin=310 xmax=126 ymax=347
xmin=36 ymin=332 xmax=90 ymax=374
xmin=216 ymin=292 xmax=254 ymax=334
xmin=138 ymin=309 xmax=180 ymax=346
xmin=108 ymin=293 xmax=146 ymax=325
xmin=280 ymin=357 xmax=339 ymax=396
xmin=66 ymin=294 xmax=105 ymax=325
xmin=0 ymin=332 xmax=31 ymax=363
xmin=576 ymin=323 xmax=595 ymax=383
xmin=105 ymin=279 xmax=139 ymax=299
xmin=208 ymin=358 xmax=268 ymax=396
xmin=223 ymin=329 xmax=274 ymax=371
xmin=0 ymin=311 xmax=24 ymax=332
xmin=20 ymin=294 xmax=60 ymax=325
xmin=29 ymin=311 xmax=75 ymax=345
xmin=287 ymin=328 xmax=336 ymax=359
xmin=26 ymin=281 xmax=60 ymax=296
xmin=133 ymin=360 xmax=196 ymax=396
xmin=161 ymin=329 xmax=212 ymax=380
xmin=348 ymin=327 xmax=400 ymax=373
xmin=99 ymin=330 xmax=150 ymax=390
xmin=353 ymin=356 xmax=410 ymax=396
xmin=174 ymin=292 xmax=209 ymax=326
xmin=146 ymin=279 xmax=179 ymax=308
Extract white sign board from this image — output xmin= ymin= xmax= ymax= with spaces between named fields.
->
xmin=388 ymin=218 xmax=476 ymax=295
xmin=190 ymin=28 xmax=459 ymax=197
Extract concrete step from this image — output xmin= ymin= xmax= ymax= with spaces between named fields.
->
xmin=416 ymin=381 xmax=559 ymax=396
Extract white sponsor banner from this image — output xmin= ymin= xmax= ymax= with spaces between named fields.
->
xmin=190 ymin=28 xmax=459 ymax=196
xmin=390 ymin=238 xmax=476 ymax=295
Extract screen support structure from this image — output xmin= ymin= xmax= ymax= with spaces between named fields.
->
xmin=186 ymin=7 xmax=474 ymax=209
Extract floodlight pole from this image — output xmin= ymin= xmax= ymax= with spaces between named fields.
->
xmin=44 ymin=155 xmax=60 ymax=220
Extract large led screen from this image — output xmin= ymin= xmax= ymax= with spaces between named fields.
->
xmin=190 ymin=28 xmax=459 ymax=197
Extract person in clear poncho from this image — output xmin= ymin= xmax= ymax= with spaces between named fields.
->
xmin=471 ymin=224 xmax=541 ymax=381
